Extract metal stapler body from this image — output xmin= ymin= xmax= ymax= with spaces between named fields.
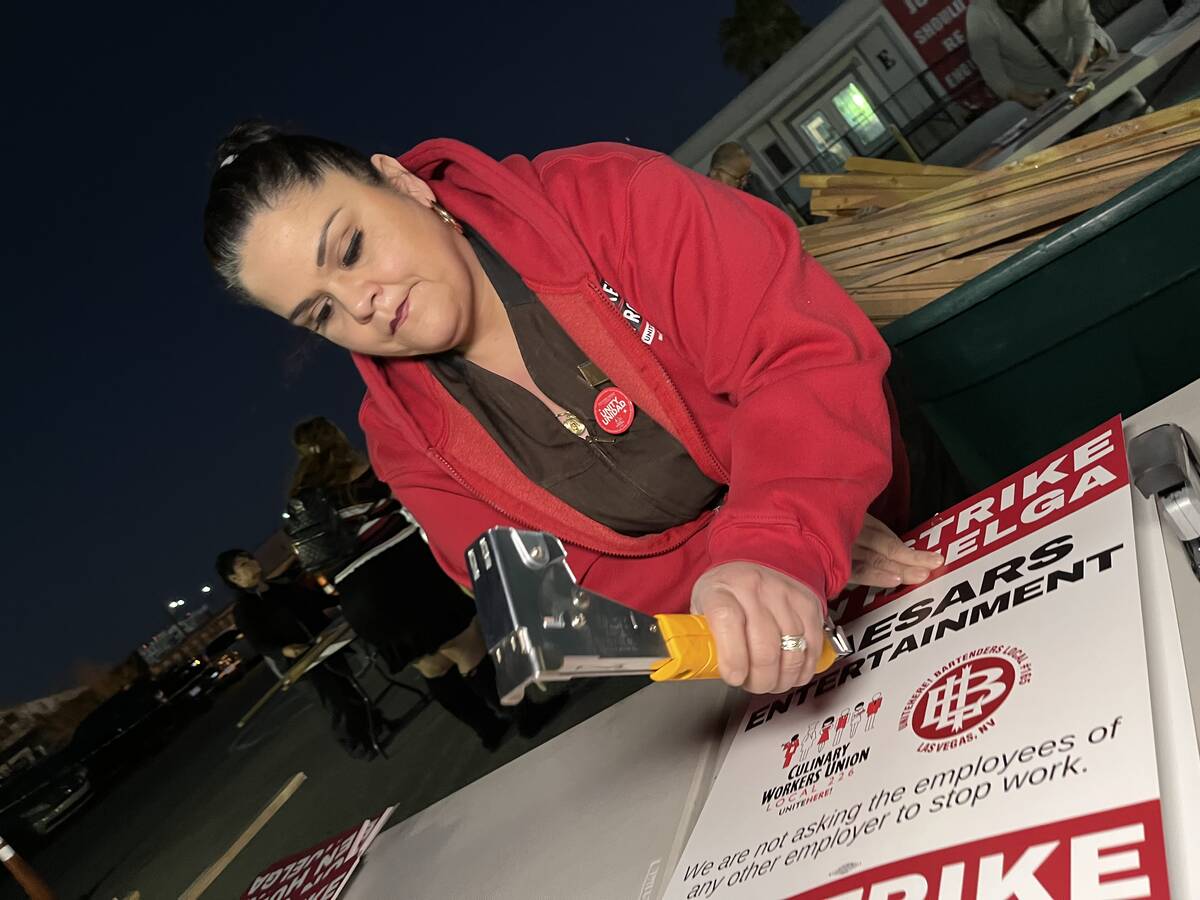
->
xmin=467 ymin=527 xmax=851 ymax=705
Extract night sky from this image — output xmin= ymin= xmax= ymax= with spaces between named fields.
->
xmin=2 ymin=0 xmax=839 ymax=705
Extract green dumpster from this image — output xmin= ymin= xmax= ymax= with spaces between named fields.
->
xmin=882 ymin=146 xmax=1200 ymax=490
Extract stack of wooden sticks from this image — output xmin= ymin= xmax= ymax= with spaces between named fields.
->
xmin=801 ymin=158 xmax=974 ymax=218
xmin=798 ymin=101 xmax=1200 ymax=326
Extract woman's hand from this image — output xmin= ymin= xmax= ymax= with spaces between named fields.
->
xmin=691 ymin=562 xmax=825 ymax=695
xmin=282 ymin=643 xmax=308 ymax=659
xmin=850 ymin=514 xmax=943 ymax=588
xmin=1069 ymin=45 xmax=1093 ymax=85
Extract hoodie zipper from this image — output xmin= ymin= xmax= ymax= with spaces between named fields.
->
xmin=583 ymin=279 xmax=729 ymax=483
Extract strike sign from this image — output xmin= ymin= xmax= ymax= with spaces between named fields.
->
xmin=663 ymin=419 xmax=1168 ymax=899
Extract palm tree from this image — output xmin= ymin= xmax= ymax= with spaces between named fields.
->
xmin=719 ymin=0 xmax=812 ymax=82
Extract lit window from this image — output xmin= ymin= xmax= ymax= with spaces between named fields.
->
xmin=833 ymin=82 xmax=887 ymax=145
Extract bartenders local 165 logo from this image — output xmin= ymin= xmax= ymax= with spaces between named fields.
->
xmin=900 ymin=646 xmax=1032 ymax=752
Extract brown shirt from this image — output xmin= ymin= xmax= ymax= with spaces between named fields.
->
xmin=427 ymin=228 xmax=724 ymax=537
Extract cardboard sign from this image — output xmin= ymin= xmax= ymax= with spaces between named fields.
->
xmin=242 ymin=807 xmax=394 ymax=900
xmin=664 ymin=418 xmax=1168 ymax=899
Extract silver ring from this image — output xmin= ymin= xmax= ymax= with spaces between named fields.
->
xmin=780 ymin=634 xmax=807 ymax=653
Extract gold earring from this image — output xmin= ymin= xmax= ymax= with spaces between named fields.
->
xmin=431 ymin=201 xmax=463 ymax=233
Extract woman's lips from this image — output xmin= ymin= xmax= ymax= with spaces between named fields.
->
xmin=389 ymin=295 xmax=410 ymax=335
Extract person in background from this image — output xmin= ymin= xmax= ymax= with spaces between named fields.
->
xmin=216 ymin=549 xmax=391 ymax=759
xmin=707 ymin=141 xmax=787 ymax=209
xmin=707 ymin=141 xmax=754 ymax=189
xmin=285 ymin=416 xmax=561 ymax=747
xmin=967 ymin=0 xmax=1119 ymax=109
xmin=290 ymin=416 xmax=378 ymax=503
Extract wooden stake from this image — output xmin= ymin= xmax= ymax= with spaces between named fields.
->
xmin=801 ymin=113 xmax=1200 ymax=246
xmin=177 ymin=772 xmax=307 ymax=900
xmin=802 ymin=173 xmax=966 ymax=191
xmin=907 ymin=126 xmax=1200 ymax=219
xmin=839 ymin=185 xmax=1117 ymax=288
xmin=1002 ymin=99 xmax=1200 ymax=173
xmin=852 ymin=296 xmax=947 ymax=317
xmin=841 ymin=157 xmax=972 ymax=177
xmin=806 ymin=148 xmax=1184 ymax=260
xmin=811 ymin=188 xmax=933 ymax=212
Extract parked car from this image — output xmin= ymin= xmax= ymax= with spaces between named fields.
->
xmin=65 ymin=661 xmax=226 ymax=789
xmin=203 ymin=629 xmax=260 ymax=686
xmin=0 ymin=759 xmax=92 ymax=844
xmin=156 ymin=658 xmax=220 ymax=710
xmin=62 ymin=680 xmax=177 ymax=786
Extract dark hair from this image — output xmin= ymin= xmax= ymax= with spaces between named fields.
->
xmin=289 ymin=416 xmax=368 ymax=497
xmin=202 ymin=120 xmax=383 ymax=296
xmin=215 ymin=548 xmax=256 ymax=590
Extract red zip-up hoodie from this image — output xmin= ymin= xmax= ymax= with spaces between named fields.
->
xmin=352 ymin=141 xmax=907 ymax=615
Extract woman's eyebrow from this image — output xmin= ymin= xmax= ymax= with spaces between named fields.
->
xmin=315 ymin=206 xmax=343 ymax=267
xmin=287 ymin=296 xmax=317 ymax=324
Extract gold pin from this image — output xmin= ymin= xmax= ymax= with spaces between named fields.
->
xmin=557 ymin=412 xmax=589 ymax=438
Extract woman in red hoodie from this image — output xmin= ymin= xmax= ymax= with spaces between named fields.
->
xmin=203 ymin=122 xmax=945 ymax=697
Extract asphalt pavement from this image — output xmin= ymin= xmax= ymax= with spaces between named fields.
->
xmin=1 ymin=655 xmax=647 ymax=899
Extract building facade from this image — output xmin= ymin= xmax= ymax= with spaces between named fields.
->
xmin=675 ymin=0 xmax=987 ymax=216
xmin=673 ymin=0 xmax=1160 ymax=218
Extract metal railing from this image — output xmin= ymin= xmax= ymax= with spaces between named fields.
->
xmin=772 ymin=58 xmax=999 ymax=220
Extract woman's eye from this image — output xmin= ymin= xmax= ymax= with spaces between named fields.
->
xmin=343 ymin=230 xmax=363 ymax=266
xmin=312 ymin=300 xmax=334 ymax=331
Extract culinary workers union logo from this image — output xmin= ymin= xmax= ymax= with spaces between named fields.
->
xmin=900 ymin=647 xmax=1030 ymax=749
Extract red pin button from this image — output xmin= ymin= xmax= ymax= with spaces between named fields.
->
xmin=594 ymin=387 xmax=635 ymax=435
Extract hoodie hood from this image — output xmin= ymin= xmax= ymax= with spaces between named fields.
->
xmin=401 ymin=139 xmax=598 ymax=291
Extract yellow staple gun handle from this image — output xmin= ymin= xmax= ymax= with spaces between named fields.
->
xmin=650 ymin=614 xmax=840 ymax=682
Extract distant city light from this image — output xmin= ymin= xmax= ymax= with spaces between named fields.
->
xmin=282 ymin=512 xmax=291 ymax=519
xmin=200 ymin=585 xmax=212 ymax=594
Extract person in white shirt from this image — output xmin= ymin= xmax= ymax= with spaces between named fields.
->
xmin=967 ymin=0 xmax=1115 ymax=108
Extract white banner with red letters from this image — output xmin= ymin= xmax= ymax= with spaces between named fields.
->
xmin=663 ymin=418 xmax=1169 ymax=899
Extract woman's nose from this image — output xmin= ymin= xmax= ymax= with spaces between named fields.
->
xmin=340 ymin=277 xmax=379 ymax=323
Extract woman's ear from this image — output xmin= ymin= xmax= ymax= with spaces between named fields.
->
xmin=371 ymin=154 xmax=436 ymax=205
